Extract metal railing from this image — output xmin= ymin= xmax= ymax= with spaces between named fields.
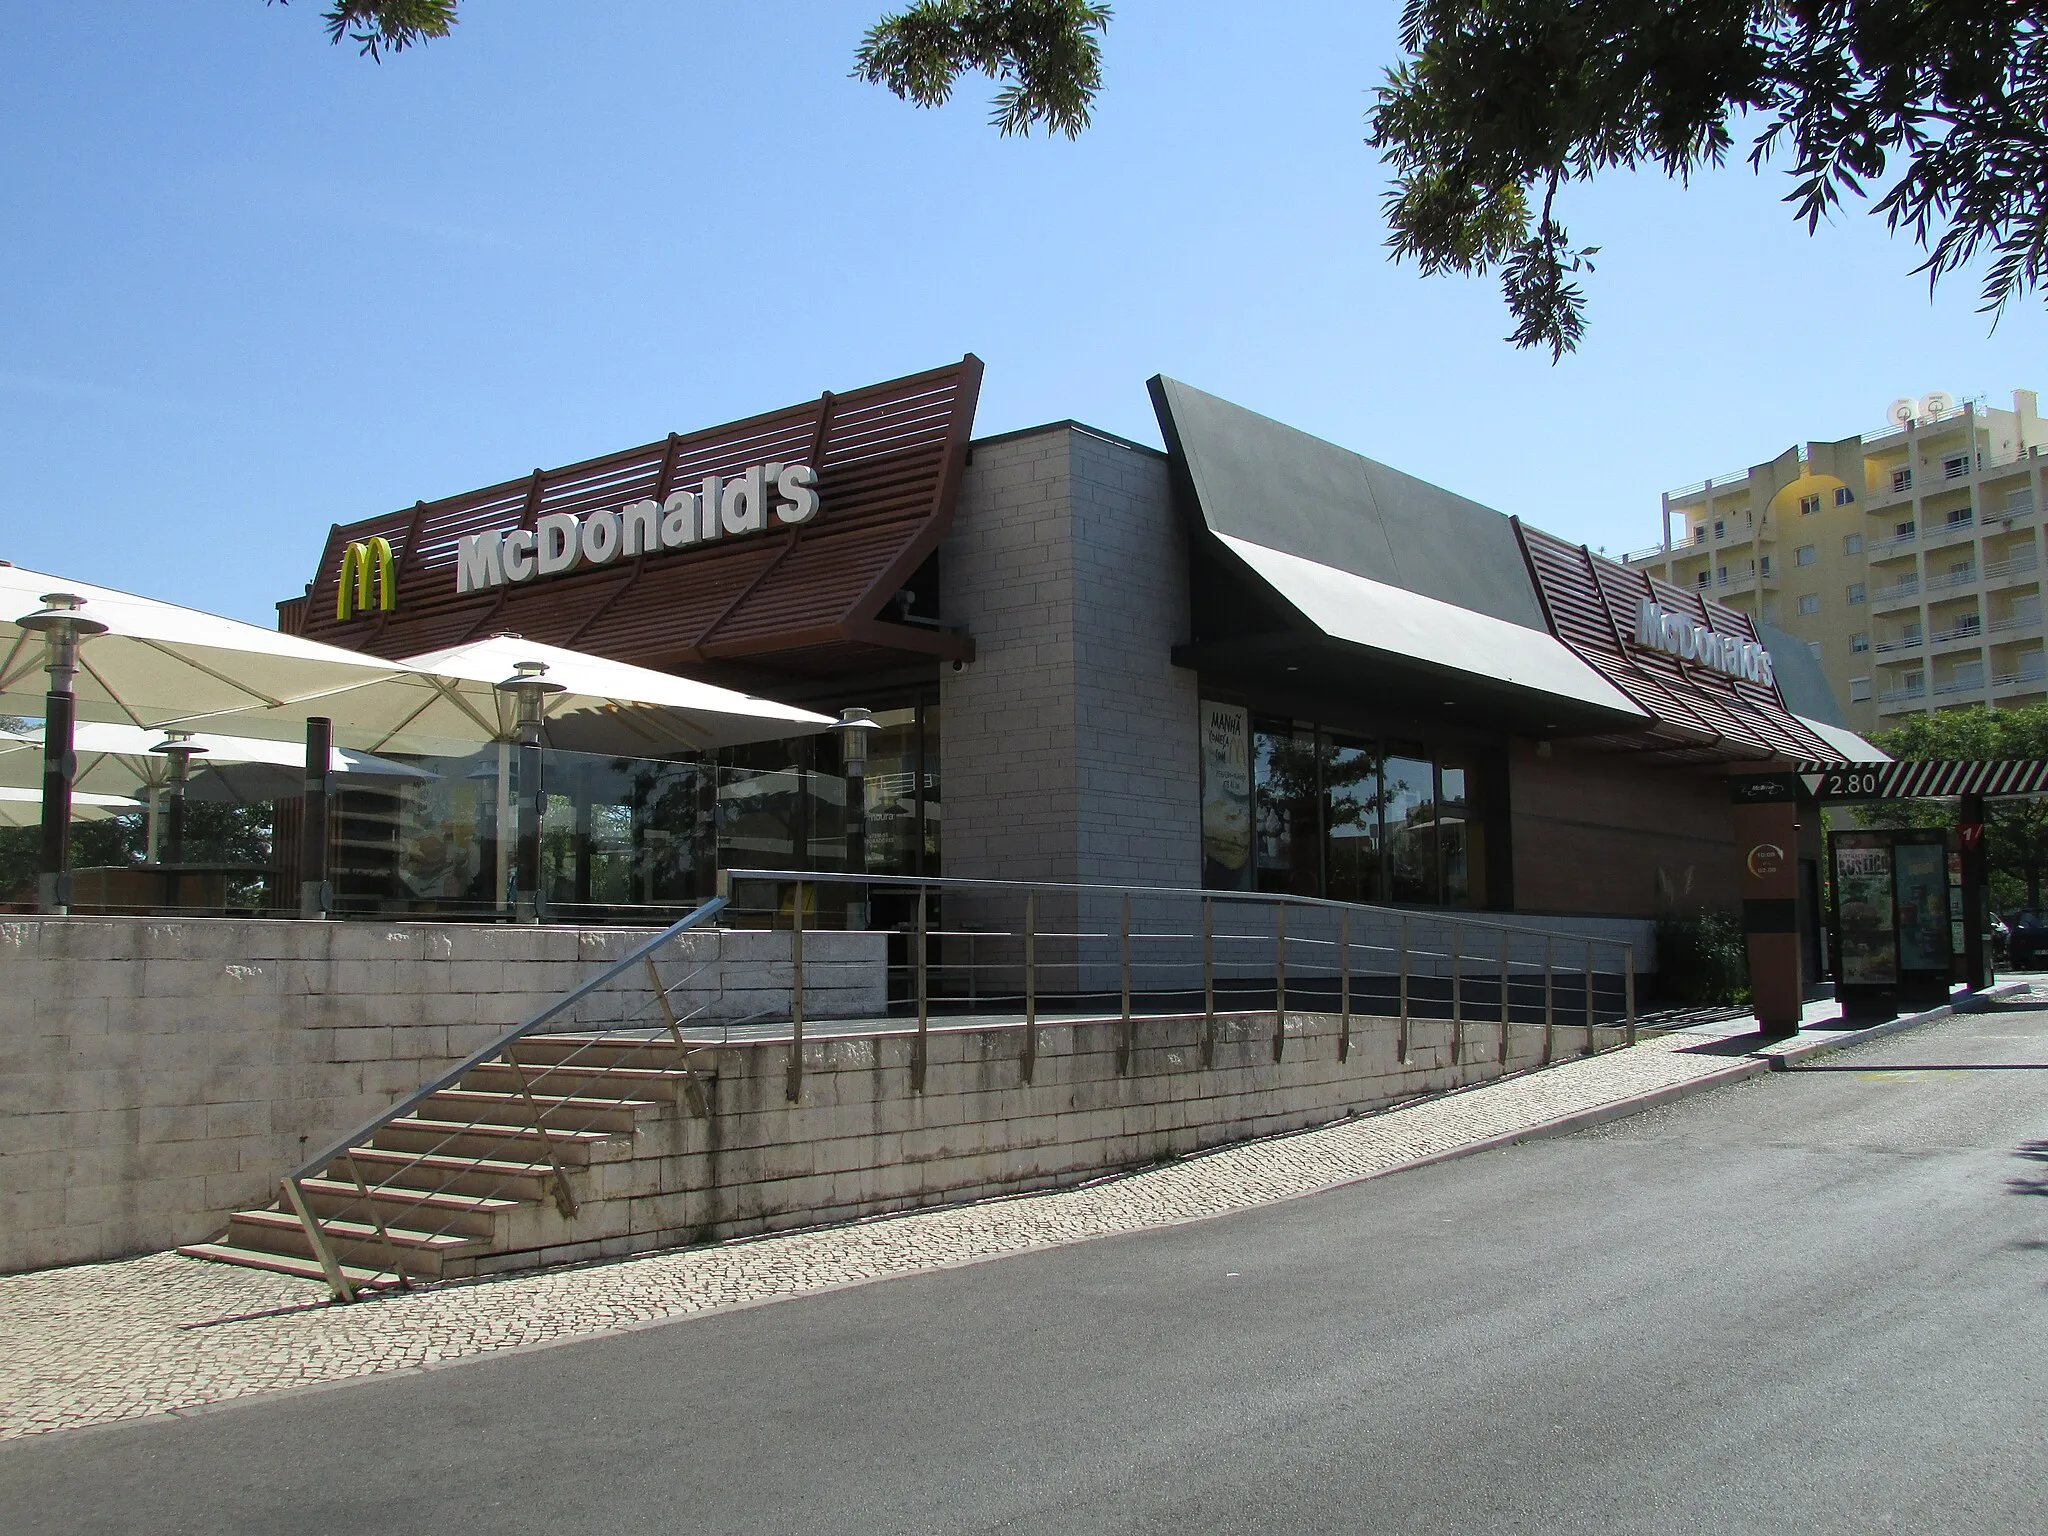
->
xmin=267 ymin=872 xmax=1639 ymax=1301
xmin=718 ymin=869 xmax=1637 ymax=1103
xmin=1871 ymin=577 xmax=1922 ymax=605
xmin=276 ymin=895 xmax=733 ymax=1301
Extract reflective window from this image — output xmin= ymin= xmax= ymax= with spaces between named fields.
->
xmin=1323 ymin=735 xmax=1383 ymax=905
xmin=1384 ymin=755 xmax=1438 ymax=905
xmin=1253 ymin=723 xmax=1320 ymax=896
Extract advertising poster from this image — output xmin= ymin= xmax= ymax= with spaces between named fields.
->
xmin=1199 ymin=701 xmax=1252 ymax=888
xmin=1834 ymin=837 xmax=1897 ymax=985
xmin=398 ymin=778 xmax=482 ymax=902
xmin=1895 ymin=840 xmax=1951 ymax=972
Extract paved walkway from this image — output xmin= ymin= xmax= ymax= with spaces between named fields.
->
xmin=0 ymin=1000 xmax=1982 ymax=1443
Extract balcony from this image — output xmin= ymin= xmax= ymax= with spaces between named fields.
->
xmin=1873 ymin=632 xmax=1924 ymax=655
xmin=1865 ymin=529 xmax=1918 ymax=557
xmin=1922 ymin=510 xmax=1976 ymax=545
xmin=1982 ymin=550 xmax=2040 ymax=581
xmin=1987 ymin=608 xmax=2045 ymax=635
xmin=1870 ymin=577 xmax=1921 ymax=607
xmin=1994 ymin=663 xmax=2048 ymax=693
xmin=1933 ymin=667 xmax=1987 ymax=696
xmin=1930 ymin=620 xmax=1983 ymax=648
xmin=1879 ymin=684 xmax=1929 ymax=711
xmin=1620 ymin=544 xmax=1669 ymax=568
xmin=1923 ymin=565 xmax=1979 ymax=593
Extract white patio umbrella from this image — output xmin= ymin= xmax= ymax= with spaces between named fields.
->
xmin=0 ymin=562 xmax=433 ymax=912
xmin=0 ymin=787 xmax=139 ymax=827
xmin=0 ymin=564 xmax=427 ymax=731
xmin=380 ymin=637 xmax=835 ymax=919
xmin=0 ymin=722 xmax=431 ymax=861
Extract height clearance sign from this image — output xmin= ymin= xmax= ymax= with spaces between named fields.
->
xmin=454 ymin=461 xmax=820 ymax=594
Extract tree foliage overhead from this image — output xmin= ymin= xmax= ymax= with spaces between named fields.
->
xmin=276 ymin=2 xmax=2048 ymax=359
xmin=855 ymin=1 xmax=1112 ymax=138
xmin=270 ymin=0 xmax=456 ymax=60
xmin=1369 ymin=1 xmax=2048 ymax=359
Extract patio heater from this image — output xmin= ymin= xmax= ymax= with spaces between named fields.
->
xmin=148 ymin=731 xmax=208 ymax=870
xmin=494 ymin=659 xmax=563 ymax=924
xmin=18 ymin=593 xmax=107 ymax=914
xmin=834 ymin=707 xmax=879 ymax=928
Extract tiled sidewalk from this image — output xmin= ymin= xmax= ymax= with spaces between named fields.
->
xmin=0 ymin=1014 xmax=1813 ymax=1441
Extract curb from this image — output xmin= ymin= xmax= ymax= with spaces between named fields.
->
xmin=1756 ymin=980 xmax=2029 ymax=1071
xmin=1369 ymin=1057 xmax=1774 ymax=1170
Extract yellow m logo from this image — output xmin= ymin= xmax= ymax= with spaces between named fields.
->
xmin=336 ymin=537 xmax=398 ymax=621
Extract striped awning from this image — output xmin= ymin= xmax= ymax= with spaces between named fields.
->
xmin=1793 ymin=759 xmax=2048 ymax=800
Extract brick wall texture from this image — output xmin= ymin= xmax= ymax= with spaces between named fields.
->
xmin=941 ymin=427 xmax=1201 ymax=889
xmin=0 ymin=916 xmax=881 ymax=1272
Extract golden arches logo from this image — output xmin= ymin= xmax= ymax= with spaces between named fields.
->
xmin=336 ymin=537 xmax=398 ymax=621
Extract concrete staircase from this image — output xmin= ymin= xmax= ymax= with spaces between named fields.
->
xmin=179 ymin=1035 xmax=704 ymax=1291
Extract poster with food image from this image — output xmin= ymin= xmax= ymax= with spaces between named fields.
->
xmin=1895 ymin=840 xmax=1950 ymax=971
xmin=1834 ymin=837 xmax=1897 ymax=985
xmin=1199 ymin=701 xmax=1252 ymax=887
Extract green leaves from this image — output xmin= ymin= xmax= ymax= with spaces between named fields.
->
xmin=855 ymin=1 xmax=1112 ymax=138
xmin=1372 ymin=1 xmax=2048 ymax=355
xmin=270 ymin=1 xmax=458 ymax=61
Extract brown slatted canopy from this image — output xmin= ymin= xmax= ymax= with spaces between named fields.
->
xmin=292 ymin=358 xmax=982 ymax=681
xmin=1517 ymin=522 xmax=1839 ymax=763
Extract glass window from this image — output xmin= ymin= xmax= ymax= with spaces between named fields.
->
xmin=1844 ymin=533 xmax=1863 ymax=554
xmin=1852 ymin=632 xmax=1870 ymax=653
xmin=1714 ymin=519 xmax=1726 ymax=538
xmin=1836 ymin=486 xmax=1856 ymax=505
xmin=1322 ymin=734 xmax=1382 ymax=905
xmin=1849 ymin=677 xmax=1872 ymax=702
xmin=1808 ymin=640 xmax=1823 ymax=660
xmin=1799 ymin=593 xmax=1821 ymax=615
xmin=1796 ymin=544 xmax=1817 ymax=566
xmin=1893 ymin=467 xmax=1913 ymax=492
xmin=1799 ymin=494 xmax=1821 ymax=516
xmin=1435 ymin=757 xmax=1484 ymax=909
xmin=1253 ymin=723 xmax=1319 ymax=896
xmin=1383 ymin=755 xmax=1438 ymax=905
xmin=859 ymin=706 xmax=929 ymax=878
xmin=1848 ymin=583 xmax=1867 ymax=605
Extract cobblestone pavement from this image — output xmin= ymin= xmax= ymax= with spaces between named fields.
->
xmin=0 ymin=1014 xmax=1840 ymax=1442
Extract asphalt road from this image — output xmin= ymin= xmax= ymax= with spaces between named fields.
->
xmin=7 ymin=1005 xmax=2047 ymax=1535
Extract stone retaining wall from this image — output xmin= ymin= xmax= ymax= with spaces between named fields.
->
xmin=0 ymin=915 xmax=882 ymax=1272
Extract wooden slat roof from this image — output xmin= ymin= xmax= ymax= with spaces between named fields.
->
xmin=293 ymin=358 xmax=982 ymax=679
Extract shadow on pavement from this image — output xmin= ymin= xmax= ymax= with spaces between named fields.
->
xmin=2008 ymin=1140 xmax=2048 ymax=1197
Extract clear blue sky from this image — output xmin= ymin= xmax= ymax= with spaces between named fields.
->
xmin=5 ymin=1 xmax=2043 ymax=626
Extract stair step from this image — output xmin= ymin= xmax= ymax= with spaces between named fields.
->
xmin=370 ymin=1116 xmax=616 ymax=1165
xmin=226 ymin=1208 xmax=491 ymax=1279
xmin=508 ymin=1034 xmax=699 ymax=1069
xmin=297 ymin=1176 xmax=523 ymax=1237
xmin=178 ymin=1241 xmax=398 ymax=1291
xmin=424 ymin=1088 xmax=656 ymax=1133
xmin=464 ymin=1061 xmax=694 ymax=1100
xmin=333 ymin=1146 xmax=559 ymax=1201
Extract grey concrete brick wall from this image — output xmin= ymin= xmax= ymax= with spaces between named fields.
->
xmin=941 ymin=427 xmax=1201 ymax=889
xmin=0 ymin=915 xmax=883 ymax=1272
xmin=452 ymin=1005 xmax=1631 ymax=1277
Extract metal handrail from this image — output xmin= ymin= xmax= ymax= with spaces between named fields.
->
xmin=290 ymin=896 xmax=728 ymax=1185
xmin=719 ymin=868 xmax=1640 ymax=952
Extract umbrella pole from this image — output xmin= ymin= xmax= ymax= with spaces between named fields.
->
xmin=146 ymin=786 xmax=162 ymax=865
xmin=300 ymin=718 xmax=332 ymax=919
xmin=495 ymin=739 xmax=512 ymax=917
xmin=37 ymin=686 xmax=76 ymax=914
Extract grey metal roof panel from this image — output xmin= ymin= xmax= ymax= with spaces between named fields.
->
xmin=1148 ymin=375 xmax=1549 ymax=633
xmin=1758 ymin=619 xmax=1849 ymax=727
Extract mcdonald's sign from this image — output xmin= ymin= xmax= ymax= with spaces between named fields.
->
xmin=336 ymin=537 xmax=398 ymax=620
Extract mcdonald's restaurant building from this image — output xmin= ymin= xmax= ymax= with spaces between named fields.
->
xmin=281 ymin=355 xmax=1882 ymax=961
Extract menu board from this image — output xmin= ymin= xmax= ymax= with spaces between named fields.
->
xmin=1834 ymin=837 xmax=1897 ymax=984
xmin=1199 ymin=701 xmax=1252 ymax=888
xmin=1895 ymin=840 xmax=1951 ymax=972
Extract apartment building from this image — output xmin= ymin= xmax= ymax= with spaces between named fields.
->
xmin=1625 ymin=391 xmax=2047 ymax=737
